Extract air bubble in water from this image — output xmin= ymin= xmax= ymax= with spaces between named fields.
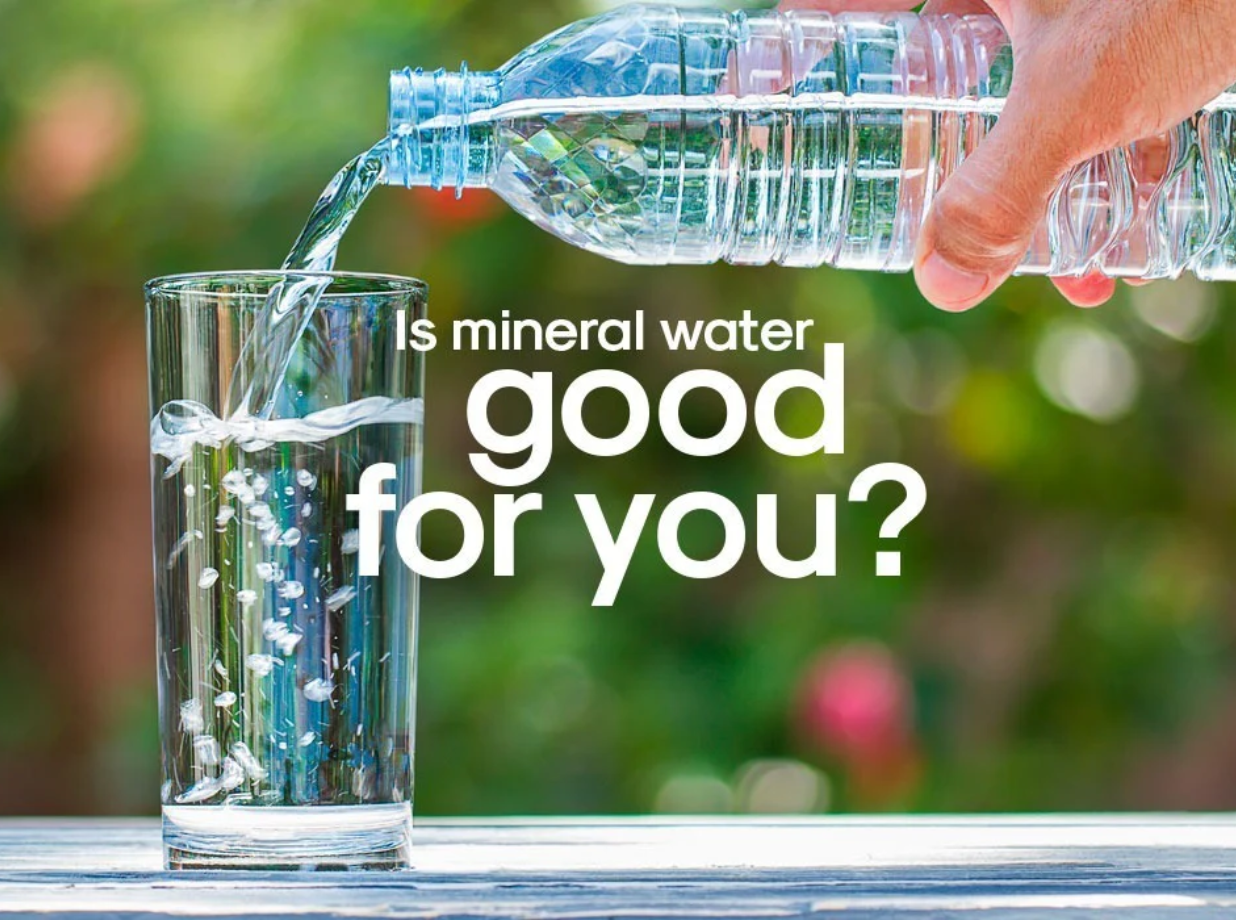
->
xmin=214 ymin=691 xmax=237 ymax=708
xmin=296 ymin=469 xmax=317 ymax=490
xmin=230 ymin=741 xmax=267 ymax=781
xmin=284 ymin=486 xmax=295 ymax=497
xmin=301 ymin=502 xmax=313 ymax=519
xmin=299 ymin=731 xmax=316 ymax=747
xmin=245 ymin=654 xmax=276 ymax=677
xmin=275 ymin=631 xmax=302 ymax=655
xmin=255 ymin=562 xmax=282 ymax=583
xmin=179 ymin=698 xmax=204 ymax=733
xmin=325 ymin=586 xmax=357 ymax=612
xmin=175 ymin=775 xmax=222 ymax=804
xmin=166 ymin=532 xmax=194 ymax=569
xmin=219 ymin=756 xmax=246 ymax=790
xmin=215 ymin=506 xmax=236 ymax=528
xmin=236 ymin=588 xmax=258 ymax=607
xmin=252 ymin=474 xmax=270 ymax=497
xmin=262 ymin=618 xmax=289 ymax=642
xmin=193 ymin=735 xmax=220 ymax=766
xmin=198 ymin=567 xmax=219 ymax=590
xmin=303 ymin=678 xmax=334 ymax=702
xmin=279 ymin=527 xmax=302 ymax=548
xmin=184 ymin=484 xmax=196 ymax=498
xmin=213 ymin=660 xmax=228 ymax=678
xmin=221 ymin=470 xmax=247 ymax=494
xmin=279 ymin=581 xmax=305 ymax=600
xmin=341 ymin=530 xmax=360 ymax=554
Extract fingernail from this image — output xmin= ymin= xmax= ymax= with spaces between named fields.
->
xmin=916 ymin=251 xmax=991 ymax=311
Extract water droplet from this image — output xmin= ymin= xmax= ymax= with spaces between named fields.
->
xmin=198 ymin=567 xmax=220 ymax=590
xmin=303 ymin=678 xmax=334 ymax=703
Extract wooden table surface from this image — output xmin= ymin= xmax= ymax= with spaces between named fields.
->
xmin=3 ymin=816 xmax=1236 ymax=917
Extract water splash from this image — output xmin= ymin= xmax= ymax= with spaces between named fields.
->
xmin=224 ymin=141 xmax=392 ymax=421
xmin=151 ymin=396 xmax=424 ymax=465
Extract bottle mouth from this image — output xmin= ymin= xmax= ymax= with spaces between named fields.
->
xmin=388 ymin=66 xmax=468 ymax=138
xmin=387 ymin=65 xmax=498 ymax=195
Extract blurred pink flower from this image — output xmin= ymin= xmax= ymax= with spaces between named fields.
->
xmin=407 ymin=186 xmax=501 ymax=230
xmin=797 ymin=642 xmax=921 ymax=804
xmin=7 ymin=63 xmax=142 ymax=226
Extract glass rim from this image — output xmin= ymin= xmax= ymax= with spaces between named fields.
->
xmin=145 ymin=270 xmax=427 ymax=301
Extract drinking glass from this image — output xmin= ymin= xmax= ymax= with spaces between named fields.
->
xmin=146 ymin=272 xmax=425 ymax=869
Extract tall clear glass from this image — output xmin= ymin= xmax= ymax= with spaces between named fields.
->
xmin=146 ymin=272 xmax=425 ymax=870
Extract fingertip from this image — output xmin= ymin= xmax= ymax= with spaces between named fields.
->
xmin=1052 ymin=273 xmax=1116 ymax=308
xmin=914 ymin=250 xmax=994 ymax=312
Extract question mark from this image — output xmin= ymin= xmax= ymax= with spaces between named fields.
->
xmin=848 ymin=463 xmax=927 ymax=577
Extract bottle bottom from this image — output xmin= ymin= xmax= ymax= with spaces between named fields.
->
xmin=162 ymin=803 xmax=412 ymax=870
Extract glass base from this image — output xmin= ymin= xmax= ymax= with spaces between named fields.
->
xmin=162 ymin=803 xmax=412 ymax=870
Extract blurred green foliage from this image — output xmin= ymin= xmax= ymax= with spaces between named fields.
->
xmin=3 ymin=0 xmax=1236 ymax=817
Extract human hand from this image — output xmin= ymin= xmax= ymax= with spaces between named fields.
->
xmin=782 ymin=0 xmax=1236 ymax=310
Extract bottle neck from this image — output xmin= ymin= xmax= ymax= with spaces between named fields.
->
xmin=385 ymin=66 xmax=501 ymax=195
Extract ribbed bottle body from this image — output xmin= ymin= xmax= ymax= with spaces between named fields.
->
xmin=388 ymin=5 xmax=1236 ymax=279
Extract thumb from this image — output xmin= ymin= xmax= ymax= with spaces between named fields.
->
xmin=914 ymin=97 xmax=1074 ymax=311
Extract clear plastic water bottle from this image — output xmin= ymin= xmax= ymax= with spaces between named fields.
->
xmin=385 ymin=4 xmax=1236 ymax=280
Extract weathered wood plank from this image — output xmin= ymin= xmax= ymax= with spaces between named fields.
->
xmin=2 ymin=817 xmax=1236 ymax=918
